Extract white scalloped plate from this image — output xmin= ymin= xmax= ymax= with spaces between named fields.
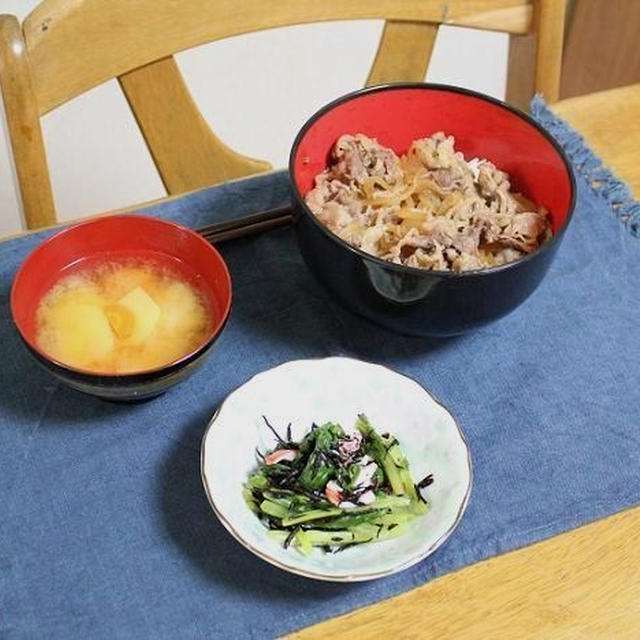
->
xmin=201 ymin=357 xmax=472 ymax=581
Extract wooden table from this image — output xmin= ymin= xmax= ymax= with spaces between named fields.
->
xmin=4 ymin=84 xmax=638 ymax=639
xmin=291 ymin=84 xmax=640 ymax=639
xmin=551 ymin=83 xmax=640 ymax=197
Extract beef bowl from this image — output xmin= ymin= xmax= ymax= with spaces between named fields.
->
xmin=289 ymin=84 xmax=575 ymax=337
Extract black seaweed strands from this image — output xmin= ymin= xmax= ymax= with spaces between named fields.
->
xmin=415 ymin=473 xmax=435 ymax=504
xmin=417 ymin=474 xmax=434 ymax=489
xmin=244 ymin=414 xmax=433 ymax=553
xmin=261 ymin=415 xmax=298 ymax=450
xmin=284 ymin=526 xmax=300 ymax=549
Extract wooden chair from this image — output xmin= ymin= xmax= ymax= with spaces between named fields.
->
xmin=0 ymin=0 xmax=566 ymax=231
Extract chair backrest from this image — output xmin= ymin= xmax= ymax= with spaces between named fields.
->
xmin=0 ymin=0 xmax=566 ymax=230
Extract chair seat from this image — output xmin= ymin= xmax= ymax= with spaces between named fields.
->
xmin=551 ymin=83 xmax=640 ymax=197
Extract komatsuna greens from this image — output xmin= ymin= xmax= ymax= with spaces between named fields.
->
xmin=243 ymin=414 xmax=434 ymax=553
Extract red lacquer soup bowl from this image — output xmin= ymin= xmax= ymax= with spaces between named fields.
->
xmin=290 ymin=84 xmax=576 ymax=336
xmin=11 ymin=215 xmax=232 ymax=401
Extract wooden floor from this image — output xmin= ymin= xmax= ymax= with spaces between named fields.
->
xmin=290 ymin=85 xmax=640 ymax=639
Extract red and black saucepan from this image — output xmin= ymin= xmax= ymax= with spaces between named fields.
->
xmin=289 ymin=84 xmax=575 ymax=337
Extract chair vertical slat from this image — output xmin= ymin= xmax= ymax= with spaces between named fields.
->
xmin=533 ymin=0 xmax=566 ymax=102
xmin=366 ymin=21 xmax=438 ymax=87
xmin=505 ymin=33 xmax=536 ymax=111
xmin=118 ymin=56 xmax=271 ymax=194
xmin=0 ymin=15 xmax=55 ymax=229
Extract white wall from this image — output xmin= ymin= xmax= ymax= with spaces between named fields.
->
xmin=0 ymin=2 xmax=508 ymax=235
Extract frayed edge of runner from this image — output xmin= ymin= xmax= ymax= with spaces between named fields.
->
xmin=531 ymin=94 xmax=640 ymax=238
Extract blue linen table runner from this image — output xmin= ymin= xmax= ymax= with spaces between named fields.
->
xmin=1 ymin=100 xmax=639 ymax=639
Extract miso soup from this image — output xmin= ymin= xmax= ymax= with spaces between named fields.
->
xmin=35 ymin=258 xmax=212 ymax=374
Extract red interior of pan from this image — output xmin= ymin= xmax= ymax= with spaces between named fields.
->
xmin=292 ymin=86 xmax=574 ymax=231
xmin=11 ymin=214 xmax=232 ymax=373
